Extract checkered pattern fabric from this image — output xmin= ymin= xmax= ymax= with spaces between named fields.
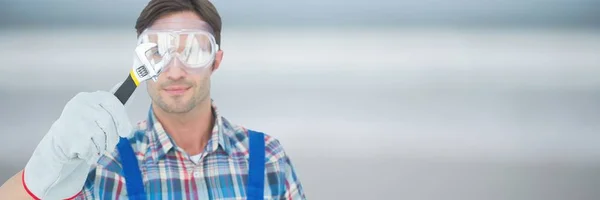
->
xmin=72 ymin=103 xmax=305 ymax=199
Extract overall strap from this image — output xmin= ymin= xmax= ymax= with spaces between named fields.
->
xmin=247 ymin=130 xmax=266 ymax=200
xmin=117 ymin=137 xmax=147 ymax=200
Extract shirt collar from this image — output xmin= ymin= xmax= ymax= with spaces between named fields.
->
xmin=146 ymin=100 xmax=234 ymax=163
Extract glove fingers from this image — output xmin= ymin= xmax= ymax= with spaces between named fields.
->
xmin=53 ymin=105 xmax=100 ymax=161
xmin=23 ymin=90 xmax=130 ymax=199
xmin=78 ymin=121 xmax=106 ymax=165
xmin=93 ymin=91 xmax=134 ymax=138
xmin=88 ymin=107 xmax=124 ymax=156
xmin=70 ymin=91 xmax=130 ymax=161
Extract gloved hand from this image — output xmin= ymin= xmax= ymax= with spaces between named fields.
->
xmin=22 ymin=84 xmax=133 ymax=199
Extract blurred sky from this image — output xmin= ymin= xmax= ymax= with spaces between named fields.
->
xmin=1 ymin=0 xmax=600 ymax=199
xmin=1 ymin=0 xmax=600 ymax=28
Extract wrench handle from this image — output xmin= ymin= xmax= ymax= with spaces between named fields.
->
xmin=114 ymin=69 xmax=141 ymax=105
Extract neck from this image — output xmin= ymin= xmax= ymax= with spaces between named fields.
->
xmin=152 ymin=99 xmax=214 ymax=155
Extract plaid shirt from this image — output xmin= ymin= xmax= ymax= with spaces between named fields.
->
xmin=74 ymin=103 xmax=305 ymax=199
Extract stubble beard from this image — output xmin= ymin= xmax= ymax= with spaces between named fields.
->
xmin=151 ymin=81 xmax=210 ymax=114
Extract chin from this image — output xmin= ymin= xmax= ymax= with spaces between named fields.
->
xmin=159 ymin=102 xmax=196 ymax=113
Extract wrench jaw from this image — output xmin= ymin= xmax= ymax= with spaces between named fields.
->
xmin=112 ymin=43 xmax=165 ymax=105
xmin=132 ymin=43 xmax=163 ymax=83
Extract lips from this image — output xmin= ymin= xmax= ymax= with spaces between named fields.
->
xmin=163 ymin=85 xmax=190 ymax=95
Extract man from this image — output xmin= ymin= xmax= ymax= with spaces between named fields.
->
xmin=0 ymin=0 xmax=306 ymax=199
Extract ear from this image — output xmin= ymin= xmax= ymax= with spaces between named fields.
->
xmin=211 ymin=50 xmax=224 ymax=73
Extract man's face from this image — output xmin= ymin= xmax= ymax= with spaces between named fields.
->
xmin=145 ymin=11 xmax=223 ymax=114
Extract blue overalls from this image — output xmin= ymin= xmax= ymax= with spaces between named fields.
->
xmin=116 ymin=130 xmax=266 ymax=200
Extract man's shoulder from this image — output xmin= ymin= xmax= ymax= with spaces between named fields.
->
xmin=222 ymin=118 xmax=290 ymax=164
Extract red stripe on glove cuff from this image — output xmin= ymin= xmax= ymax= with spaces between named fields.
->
xmin=22 ymin=170 xmax=83 ymax=200
xmin=21 ymin=170 xmax=41 ymax=200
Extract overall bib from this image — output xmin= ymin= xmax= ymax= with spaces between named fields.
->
xmin=116 ymin=130 xmax=266 ymax=200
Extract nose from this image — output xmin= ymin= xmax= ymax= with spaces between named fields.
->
xmin=162 ymin=57 xmax=187 ymax=80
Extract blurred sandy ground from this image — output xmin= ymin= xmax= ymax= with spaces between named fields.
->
xmin=1 ymin=26 xmax=600 ymax=199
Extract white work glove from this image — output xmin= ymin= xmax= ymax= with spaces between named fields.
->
xmin=23 ymin=84 xmax=133 ymax=199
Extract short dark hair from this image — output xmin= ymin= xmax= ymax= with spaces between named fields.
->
xmin=135 ymin=0 xmax=222 ymax=46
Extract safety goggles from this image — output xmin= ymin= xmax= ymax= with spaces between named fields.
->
xmin=136 ymin=20 xmax=219 ymax=74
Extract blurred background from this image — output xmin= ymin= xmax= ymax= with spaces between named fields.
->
xmin=1 ymin=0 xmax=600 ymax=199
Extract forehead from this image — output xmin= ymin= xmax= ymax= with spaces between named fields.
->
xmin=149 ymin=20 xmax=213 ymax=32
xmin=148 ymin=11 xmax=213 ymax=32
